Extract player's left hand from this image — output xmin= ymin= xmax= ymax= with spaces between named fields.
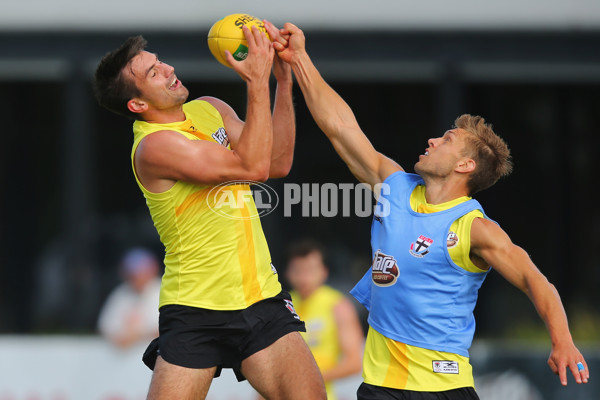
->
xmin=548 ymin=342 xmax=589 ymax=385
xmin=263 ymin=20 xmax=292 ymax=82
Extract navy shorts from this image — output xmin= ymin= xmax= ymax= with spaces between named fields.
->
xmin=357 ymin=383 xmax=480 ymax=400
xmin=142 ymin=290 xmax=305 ymax=381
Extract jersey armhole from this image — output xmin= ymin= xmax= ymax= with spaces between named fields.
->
xmin=449 ymin=211 xmax=489 ymax=273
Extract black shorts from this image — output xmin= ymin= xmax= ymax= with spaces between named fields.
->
xmin=142 ymin=290 xmax=305 ymax=381
xmin=357 ymin=383 xmax=480 ymax=400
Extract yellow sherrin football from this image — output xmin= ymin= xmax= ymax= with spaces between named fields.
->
xmin=207 ymin=13 xmax=270 ymax=68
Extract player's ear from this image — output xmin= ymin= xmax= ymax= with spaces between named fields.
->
xmin=127 ymin=98 xmax=148 ymax=114
xmin=323 ymin=265 xmax=330 ymax=281
xmin=456 ymin=158 xmax=476 ymax=174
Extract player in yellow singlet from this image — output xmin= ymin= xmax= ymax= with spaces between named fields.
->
xmin=285 ymin=239 xmax=364 ymax=400
xmin=264 ymin=21 xmax=590 ymax=400
xmin=92 ymin=25 xmax=325 ymax=400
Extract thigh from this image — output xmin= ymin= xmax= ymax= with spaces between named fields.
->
xmin=241 ymin=331 xmax=326 ymax=400
xmin=147 ymin=356 xmax=217 ymax=400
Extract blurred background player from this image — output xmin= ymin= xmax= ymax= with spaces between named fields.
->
xmin=285 ymin=239 xmax=364 ymax=400
xmin=97 ymin=247 xmax=161 ymax=348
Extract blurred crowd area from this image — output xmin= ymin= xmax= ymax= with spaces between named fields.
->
xmin=0 ymin=29 xmax=600 ymax=349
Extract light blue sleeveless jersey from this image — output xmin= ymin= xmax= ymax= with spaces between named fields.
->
xmin=351 ymin=171 xmax=489 ymax=357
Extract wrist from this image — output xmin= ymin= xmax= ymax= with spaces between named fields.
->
xmin=246 ymin=76 xmax=271 ymax=91
xmin=549 ymin=328 xmax=574 ymax=348
xmin=246 ymin=81 xmax=271 ymax=104
xmin=290 ymin=50 xmax=310 ymax=68
xmin=276 ymin=76 xmax=294 ymax=90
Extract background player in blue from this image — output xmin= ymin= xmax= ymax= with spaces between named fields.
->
xmin=264 ymin=21 xmax=590 ymax=400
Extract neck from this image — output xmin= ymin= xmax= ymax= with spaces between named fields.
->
xmin=421 ymin=176 xmax=470 ymax=204
xmin=298 ymin=286 xmax=319 ymax=300
xmin=142 ymin=107 xmax=186 ymax=124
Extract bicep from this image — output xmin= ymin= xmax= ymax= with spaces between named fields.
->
xmin=137 ymin=131 xmax=256 ymax=185
xmin=471 ymin=218 xmax=543 ymax=293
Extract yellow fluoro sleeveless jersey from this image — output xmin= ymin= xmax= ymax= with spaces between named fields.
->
xmin=131 ymin=100 xmax=281 ymax=310
xmin=362 ymin=184 xmax=486 ymax=391
xmin=290 ymin=286 xmax=344 ymax=400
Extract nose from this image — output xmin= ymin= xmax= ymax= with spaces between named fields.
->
xmin=162 ymin=63 xmax=175 ymax=76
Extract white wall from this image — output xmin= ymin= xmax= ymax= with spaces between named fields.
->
xmin=1 ymin=336 xmax=596 ymax=399
xmin=0 ymin=336 xmax=362 ymax=400
xmin=1 ymin=0 xmax=600 ymax=32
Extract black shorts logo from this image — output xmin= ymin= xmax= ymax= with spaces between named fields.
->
xmin=284 ymin=299 xmax=300 ymax=320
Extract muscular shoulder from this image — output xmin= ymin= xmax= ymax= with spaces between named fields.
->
xmin=195 ymin=96 xmax=237 ymax=119
xmin=333 ymin=296 xmax=355 ymax=316
xmin=195 ymin=96 xmax=243 ymax=138
xmin=470 ymin=217 xmax=512 ymax=256
xmin=135 ymin=129 xmax=200 ymax=168
xmin=137 ymin=130 xmax=183 ymax=154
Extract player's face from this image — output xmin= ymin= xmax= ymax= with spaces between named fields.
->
xmin=126 ymin=51 xmax=189 ymax=111
xmin=286 ymin=251 xmax=328 ymax=299
xmin=414 ymin=128 xmax=470 ymax=178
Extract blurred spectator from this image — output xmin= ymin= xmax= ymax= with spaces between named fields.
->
xmin=97 ymin=247 xmax=161 ymax=348
xmin=286 ymin=239 xmax=364 ymax=400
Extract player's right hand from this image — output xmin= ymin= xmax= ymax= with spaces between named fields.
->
xmin=225 ymin=25 xmax=274 ymax=84
xmin=265 ymin=22 xmax=306 ymax=65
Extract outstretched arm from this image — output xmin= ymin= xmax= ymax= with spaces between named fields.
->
xmin=265 ymin=22 xmax=401 ymax=187
xmin=470 ymin=218 xmax=589 ymax=386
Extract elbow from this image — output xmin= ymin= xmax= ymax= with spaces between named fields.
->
xmin=319 ymin=121 xmax=343 ymax=140
xmin=246 ymin=164 xmax=271 ymax=182
xmin=347 ymin=353 xmax=363 ymax=375
xmin=547 ymin=281 xmax=560 ymax=297
xmin=350 ymin=359 xmax=362 ymax=375
xmin=254 ymin=171 xmax=270 ymax=183
xmin=269 ymin=163 xmax=293 ymax=179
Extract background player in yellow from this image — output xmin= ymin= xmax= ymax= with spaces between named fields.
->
xmin=263 ymin=20 xmax=590 ymax=400
xmin=93 ymin=24 xmax=325 ymax=399
xmin=285 ymin=239 xmax=364 ymax=400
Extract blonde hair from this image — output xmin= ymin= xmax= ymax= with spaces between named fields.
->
xmin=455 ymin=114 xmax=513 ymax=195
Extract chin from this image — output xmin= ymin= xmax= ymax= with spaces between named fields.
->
xmin=180 ymin=87 xmax=190 ymax=102
xmin=414 ymin=162 xmax=423 ymax=175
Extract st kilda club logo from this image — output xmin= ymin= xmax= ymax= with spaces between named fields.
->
xmin=409 ymin=234 xmax=434 ymax=258
xmin=371 ymin=249 xmax=399 ymax=287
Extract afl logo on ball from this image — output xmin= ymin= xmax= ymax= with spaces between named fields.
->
xmin=371 ymin=249 xmax=399 ymax=287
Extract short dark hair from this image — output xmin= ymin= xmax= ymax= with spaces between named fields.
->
xmin=286 ymin=239 xmax=327 ymax=265
xmin=93 ymin=35 xmax=147 ymax=120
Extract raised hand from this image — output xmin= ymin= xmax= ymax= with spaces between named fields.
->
xmin=263 ymin=21 xmax=306 ymax=65
xmin=262 ymin=20 xmax=290 ymax=81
